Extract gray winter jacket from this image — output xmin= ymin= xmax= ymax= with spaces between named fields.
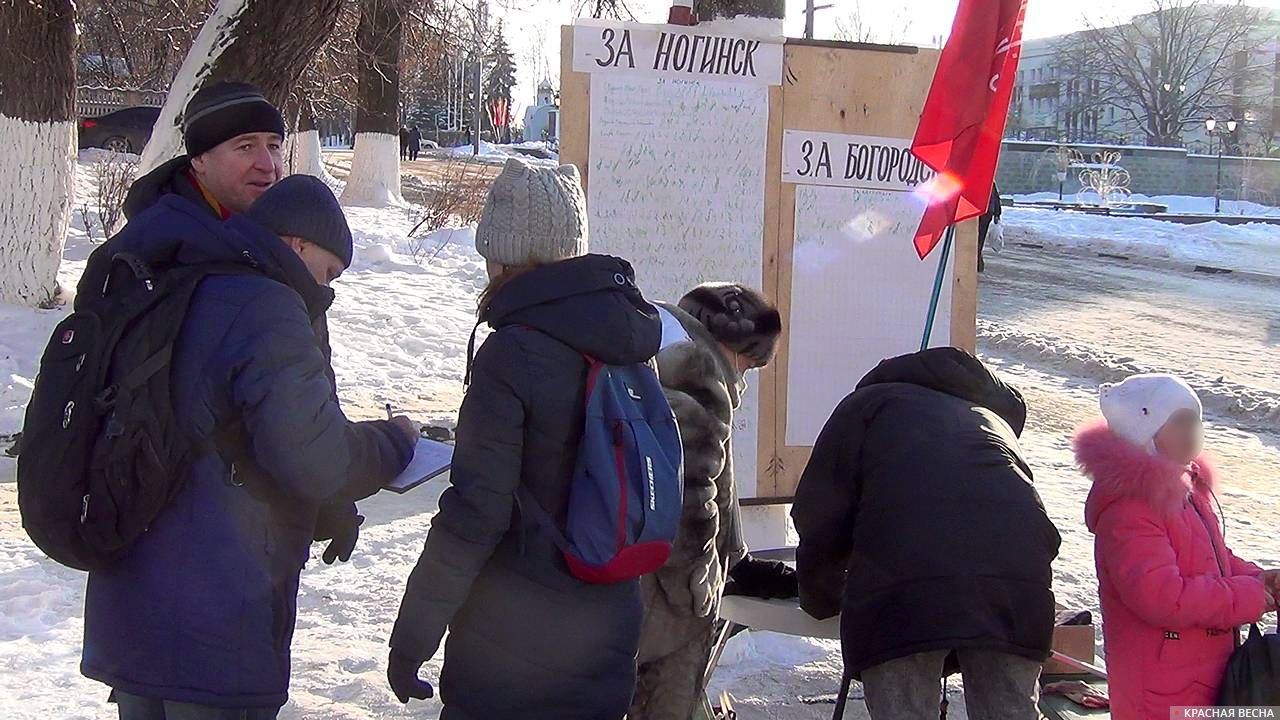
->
xmin=637 ymin=303 xmax=749 ymax=662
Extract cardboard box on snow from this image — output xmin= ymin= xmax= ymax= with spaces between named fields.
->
xmin=1043 ymin=604 xmax=1096 ymax=675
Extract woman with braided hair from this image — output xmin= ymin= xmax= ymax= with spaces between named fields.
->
xmin=631 ymin=282 xmax=795 ymax=720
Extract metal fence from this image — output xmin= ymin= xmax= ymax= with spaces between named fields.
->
xmin=78 ymin=86 xmax=166 ymax=118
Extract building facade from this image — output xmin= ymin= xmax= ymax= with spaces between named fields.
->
xmin=1007 ymin=7 xmax=1280 ymax=152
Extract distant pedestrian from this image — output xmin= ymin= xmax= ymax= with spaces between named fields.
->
xmin=399 ymin=127 xmax=410 ymax=162
xmin=793 ymin=347 xmax=1060 ymax=720
xmin=977 ymin=182 xmax=1002 ymax=273
xmin=408 ymin=126 xmax=422 ymax=162
xmin=1075 ymin=374 xmax=1280 ymax=717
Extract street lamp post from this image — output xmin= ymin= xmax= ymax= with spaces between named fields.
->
xmin=1056 ymin=170 xmax=1067 ymax=202
xmin=1205 ymin=118 xmax=1237 ymax=214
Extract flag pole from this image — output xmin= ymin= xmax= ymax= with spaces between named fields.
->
xmin=920 ymin=224 xmax=955 ymax=351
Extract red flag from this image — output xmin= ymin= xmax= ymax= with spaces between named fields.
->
xmin=910 ymin=0 xmax=1027 ymax=258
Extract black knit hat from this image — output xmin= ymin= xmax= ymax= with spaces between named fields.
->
xmin=183 ymin=81 xmax=286 ymax=157
xmin=678 ymin=283 xmax=782 ymax=369
xmin=248 ymin=175 xmax=353 ymax=268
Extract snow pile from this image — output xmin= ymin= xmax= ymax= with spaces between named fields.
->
xmin=447 ymin=141 xmax=558 ymax=163
xmin=1003 ymin=206 xmax=1280 ymax=276
xmin=980 ymin=319 xmax=1280 ymax=433
xmin=1013 ymin=192 xmax=1280 ymax=217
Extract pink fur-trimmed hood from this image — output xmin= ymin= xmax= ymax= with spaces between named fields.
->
xmin=1075 ymin=419 xmax=1215 ymax=530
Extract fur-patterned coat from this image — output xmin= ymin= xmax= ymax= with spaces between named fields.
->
xmin=637 ymin=303 xmax=748 ymax=663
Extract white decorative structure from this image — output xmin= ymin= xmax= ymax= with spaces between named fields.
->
xmin=1077 ymin=150 xmax=1132 ymax=206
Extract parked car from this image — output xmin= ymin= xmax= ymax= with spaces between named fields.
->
xmin=78 ymin=106 xmax=161 ymax=154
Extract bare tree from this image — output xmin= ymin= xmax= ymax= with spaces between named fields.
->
xmin=832 ymin=0 xmax=912 ymax=44
xmin=697 ymin=0 xmax=783 ymax=21
xmin=341 ymin=0 xmax=408 ymax=206
xmin=139 ymin=0 xmax=345 ymax=173
xmin=78 ymin=0 xmax=214 ymax=90
xmin=0 ymin=0 xmax=77 ymax=307
xmin=1055 ymin=0 xmax=1264 ymax=147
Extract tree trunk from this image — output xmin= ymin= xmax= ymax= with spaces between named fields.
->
xmin=139 ymin=0 xmax=343 ymax=174
xmin=341 ymin=0 xmax=405 ymax=208
xmin=288 ymin=93 xmax=343 ymax=194
xmin=0 ymin=0 xmax=77 ymax=307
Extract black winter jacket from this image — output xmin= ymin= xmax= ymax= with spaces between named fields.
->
xmin=791 ymin=348 xmax=1061 ymax=679
xmin=390 ymin=255 xmax=662 ymax=720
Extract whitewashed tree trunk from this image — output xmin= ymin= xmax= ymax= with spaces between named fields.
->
xmin=341 ymin=0 xmax=404 ymax=208
xmin=289 ymin=129 xmax=343 ymax=194
xmin=0 ymin=0 xmax=77 ymax=307
xmin=0 ymin=118 xmax=76 ymax=306
xmin=139 ymin=0 xmax=251 ymax=175
xmin=341 ymin=133 xmax=404 ymax=207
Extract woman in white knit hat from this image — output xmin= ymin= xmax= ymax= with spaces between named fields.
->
xmin=1074 ymin=373 xmax=1280 ymax=717
xmin=386 ymin=158 xmax=663 ymax=719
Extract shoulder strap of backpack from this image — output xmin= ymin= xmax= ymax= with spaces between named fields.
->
xmin=96 ymin=259 xmax=264 ymax=430
xmin=515 ymin=485 xmax=570 ymax=552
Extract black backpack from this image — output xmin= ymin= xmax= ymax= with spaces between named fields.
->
xmin=17 ymin=252 xmax=253 ymax=571
xmin=1218 ymin=624 xmax=1280 ymax=706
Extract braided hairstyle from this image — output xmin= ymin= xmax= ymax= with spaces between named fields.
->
xmin=677 ymin=283 xmax=782 ymax=369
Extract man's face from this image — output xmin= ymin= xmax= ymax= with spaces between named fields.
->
xmin=190 ymin=132 xmax=284 ymax=213
xmin=284 ymin=236 xmax=346 ymax=287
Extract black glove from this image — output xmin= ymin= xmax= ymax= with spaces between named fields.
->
xmin=724 ymin=554 xmax=799 ymax=600
xmin=388 ymin=648 xmax=435 ymax=704
xmin=314 ymin=501 xmax=363 ymax=565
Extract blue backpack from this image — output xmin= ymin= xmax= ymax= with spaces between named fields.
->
xmin=521 ymin=355 xmax=683 ymax=584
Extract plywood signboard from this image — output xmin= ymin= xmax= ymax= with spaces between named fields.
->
xmin=561 ymin=23 xmax=978 ymax=500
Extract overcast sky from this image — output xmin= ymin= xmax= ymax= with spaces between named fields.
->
xmin=494 ymin=0 xmax=1280 ymax=118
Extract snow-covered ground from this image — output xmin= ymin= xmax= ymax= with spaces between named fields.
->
xmin=1002 ymin=204 xmax=1280 ymax=276
xmin=2 ymin=158 xmax=1280 ymax=718
xmin=446 ymin=140 xmax=559 ymax=163
xmin=1012 ymin=191 xmax=1280 ymax=217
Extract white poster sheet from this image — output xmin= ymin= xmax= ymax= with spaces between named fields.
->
xmin=781 ymin=130 xmax=937 ymax=191
xmin=587 ymin=73 xmax=769 ymax=492
xmin=785 ymin=184 xmax=954 ymax=446
xmin=573 ymin=21 xmax=783 ymax=85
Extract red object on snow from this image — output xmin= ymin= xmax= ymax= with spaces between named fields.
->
xmin=909 ymin=0 xmax=1027 ymax=258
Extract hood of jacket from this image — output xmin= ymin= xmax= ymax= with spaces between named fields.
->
xmin=857 ymin=347 xmax=1027 ymax=435
xmin=123 ymin=155 xmax=218 ymax=221
xmin=107 ymin=194 xmax=333 ymax=318
xmin=1077 ymin=420 xmax=1215 ymax=530
xmin=483 ymin=254 xmax=661 ymax=365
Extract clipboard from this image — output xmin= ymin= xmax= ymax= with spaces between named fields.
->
xmin=385 ymin=437 xmax=453 ymax=494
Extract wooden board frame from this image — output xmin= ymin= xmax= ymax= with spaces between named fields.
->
xmin=561 ymin=28 xmax=978 ymax=502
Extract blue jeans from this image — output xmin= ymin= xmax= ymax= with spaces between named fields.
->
xmin=113 ymin=691 xmax=280 ymax=720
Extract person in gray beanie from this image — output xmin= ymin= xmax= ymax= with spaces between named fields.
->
xmin=389 ymin=157 xmax=663 ymax=719
xmin=632 ymin=282 xmax=791 ymax=720
xmin=473 ymin=157 xmax=589 ymax=269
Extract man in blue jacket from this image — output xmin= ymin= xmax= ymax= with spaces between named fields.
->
xmin=81 ymin=175 xmax=417 ymax=719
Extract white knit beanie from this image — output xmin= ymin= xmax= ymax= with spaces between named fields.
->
xmin=475 ymin=158 xmax=588 ymax=266
xmin=1099 ymin=374 xmax=1202 ymax=453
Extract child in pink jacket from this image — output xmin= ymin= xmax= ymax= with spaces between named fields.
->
xmin=1075 ymin=374 xmax=1279 ymax=718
